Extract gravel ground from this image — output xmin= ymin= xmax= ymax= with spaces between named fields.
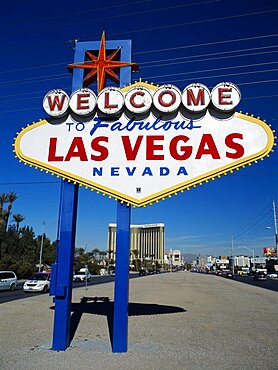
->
xmin=0 ymin=272 xmax=277 ymax=370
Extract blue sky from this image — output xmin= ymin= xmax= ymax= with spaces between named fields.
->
xmin=1 ymin=0 xmax=277 ymax=258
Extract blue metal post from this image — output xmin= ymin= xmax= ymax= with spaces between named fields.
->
xmin=52 ymin=182 xmax=78 ymax=350
xmin=112 ymin=203 xmax=131 ymax=353
xmin=111 ymin=39 xmax=133 ymax=353
xmin=51 ymin=38 xmax=133 ymax=351
xmin=52 ymin=41 xmax=85 ymax=351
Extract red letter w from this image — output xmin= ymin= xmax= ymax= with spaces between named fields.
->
xmin=48 ymin=95 xmax=66 ymax=111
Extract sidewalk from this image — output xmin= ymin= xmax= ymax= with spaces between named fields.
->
xmin=0 ymin=272 xmax=277 ymax=370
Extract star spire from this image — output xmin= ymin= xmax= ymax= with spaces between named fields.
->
xmin=67 ymin=32 xmax=139 ymax=92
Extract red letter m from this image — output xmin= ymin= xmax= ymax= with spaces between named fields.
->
xmin=187 ymin=89 xmax=205 ymax=106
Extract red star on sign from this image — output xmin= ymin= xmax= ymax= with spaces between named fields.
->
xmin=67 ymin=32 xmax=139 ymax=92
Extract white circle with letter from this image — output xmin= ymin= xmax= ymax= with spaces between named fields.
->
xmin=98 ymin=87 xmax=124 ymax=114
xmin=69 ymin=88 xmax=97 ymax=115
xmin=211 ymin=82 xmax=241 ymax=111
xmin=43 ymin=89 xmax=69 ymax=117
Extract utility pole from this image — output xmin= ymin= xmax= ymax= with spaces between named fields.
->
xmin=231 ymin=236 xmax=235 ymax=274
xmin=39 ymin=221 xmax=46 ymax=272
xmin=273 ymin=200 xmax=278 ymax=255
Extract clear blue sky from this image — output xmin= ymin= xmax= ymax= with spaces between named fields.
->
xmin=1 ymin=0 xmax=277 ymax=258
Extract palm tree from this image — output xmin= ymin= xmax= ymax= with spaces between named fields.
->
xmin=131 ymin=249 xmax=139 ymax=259
xmin=75 ymin=247 xmax=86 ymax=257
xmin=4 ymin=192 xmax=18 ymax=231
xmin=99 ymin=250 xmax=107 ymax=266
xmin=12 ymin=213 xmax=25 ymax=232
xmin=131 ymin=249 xmax=139 ymax=271
xmin=0 ymin=193 xmax=8 ymax=227
xmin=91 ymin=248 xmax=100 ymax=261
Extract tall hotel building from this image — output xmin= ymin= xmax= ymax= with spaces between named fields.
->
xmin=108 ymin=223 xmax=165 ymax=263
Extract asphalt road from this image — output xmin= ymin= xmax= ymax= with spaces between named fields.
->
xmin=232 ymin=274 xmax=278 ymax=292
xmin=1 ymin=271 xmax=277 ymax=304
xmin=1 ymin=271 xmax=277 ymax=370
xmin=0 ymin=273 xmax=144 ymax=304
xmin=0 ymin=275 xmax=115 ymax=304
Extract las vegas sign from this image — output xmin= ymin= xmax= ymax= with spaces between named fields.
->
xmin=14 ymin=81 xmax=274 ymax=207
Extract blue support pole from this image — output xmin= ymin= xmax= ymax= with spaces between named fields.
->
xmin=51 ymin=41 xmax=85 ymax=351
xmin=112 ymin=203 xmax=131 ymax=353
xmin=51 ymin=37 xmax=133 ymax=351
xmin=52 ymin=182 xmax=78 ymax=350
xmin=111 ymin=39 xmax=133 ymax=353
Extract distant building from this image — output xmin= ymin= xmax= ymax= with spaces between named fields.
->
xmin=165 ymin=249 xmax=183 ymax=267
xmin=234 ymin=255 xmax=250 ymax=268
xmin=108 ymin=223 xmax=165 ymax=263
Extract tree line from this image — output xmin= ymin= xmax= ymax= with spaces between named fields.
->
xmin=0 ymin=192 xmax=55 ymax=278
xmin=0 ymin=192 xmax=111 ymax=278
xmin=0 ymin=191 xmax=163 ymax=278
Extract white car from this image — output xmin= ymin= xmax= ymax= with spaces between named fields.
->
xmin=0 ymin=271 xmax=17 ymax=291
xmin=100 ymin=268 xmax=108 ymax=276
xmin=73 ymin=271 xmax=92 ymax=282
xmin=267 ymin=272 xmax=278 ymax=279
xmin=23 ymin=272 xmax=51 ymax=293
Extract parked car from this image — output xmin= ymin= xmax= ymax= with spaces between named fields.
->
xmin=23 ymin=272 xmax=51 ymax=293
xmin=73 ymin=270 xmax=92 ymax=282
xmin=238 ymin=267 xmax=250 ymax=276
xmin=215 ymin=270 xmax=223 ymax=276
xmin=191 ymin=268 xmax=198 ymax=273
xmin=0 ymin=271 xmax=17 ymax=291
xmin=139 ymin=268 xmax=147 ymax=276
xmin=221 ymin=270 xmax=233 ymax=279
xmin=267 ymin=272 xmax=278 ymax=279
xmin=253 ymin=271 xmax=267 ymax=281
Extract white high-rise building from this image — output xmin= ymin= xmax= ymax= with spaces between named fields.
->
xmin=108 ymin=223 xmax=165 ymax=263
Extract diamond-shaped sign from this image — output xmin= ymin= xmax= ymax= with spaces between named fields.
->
xmin=14 ymin=82 xmax=274 ymax=206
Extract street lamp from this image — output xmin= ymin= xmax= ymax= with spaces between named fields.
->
xmin=237 ymin=246 xmax=255 ymax=271
xmin=38 ymin=221 xmax=56 ymax=272
xmin=39 ymin=221 xmax=46 ymax=272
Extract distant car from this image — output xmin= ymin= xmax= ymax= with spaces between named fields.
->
xmin=221 ymin=270 xmax=233 ymax=279
xmin=100 ymin=268 xmax=108 ymax=276
xmin=23 ymin=272 xmax=51 ymax=293
xmin=139 ymin=269 xmax=147 ymax=276
xmin=73 ymin=271 xmax=92 ymax=282
xmin=253 ymin=271 xmax=267 ymax=281
xmin=110 ymin=270 xmax=115 ymax=276
xmin=267 ymin=272 xmax=278 ymax=279
xmin=154 ymin=269 xmax=161 ymax=274
xmin=0 ymin=271 xmax=17 ymax=291
xmin=216 ymin=270 xmax=222 ymax=276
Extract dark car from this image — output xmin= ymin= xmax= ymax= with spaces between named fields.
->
xmin=253 ymin=271 xmax=267 ymax=281
xmin=139 ymin=269 xmax=147 ymax=276
xmin=221 ymin=270 xmax=233 ymax=278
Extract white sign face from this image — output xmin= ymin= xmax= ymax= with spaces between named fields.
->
xmin=252 ymin=257 xmax=266 ymax=264
xmin=216 ymin=259 xmax=230 ymax=264
xmin=15 ymin=82 xmax=274 ymax=206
